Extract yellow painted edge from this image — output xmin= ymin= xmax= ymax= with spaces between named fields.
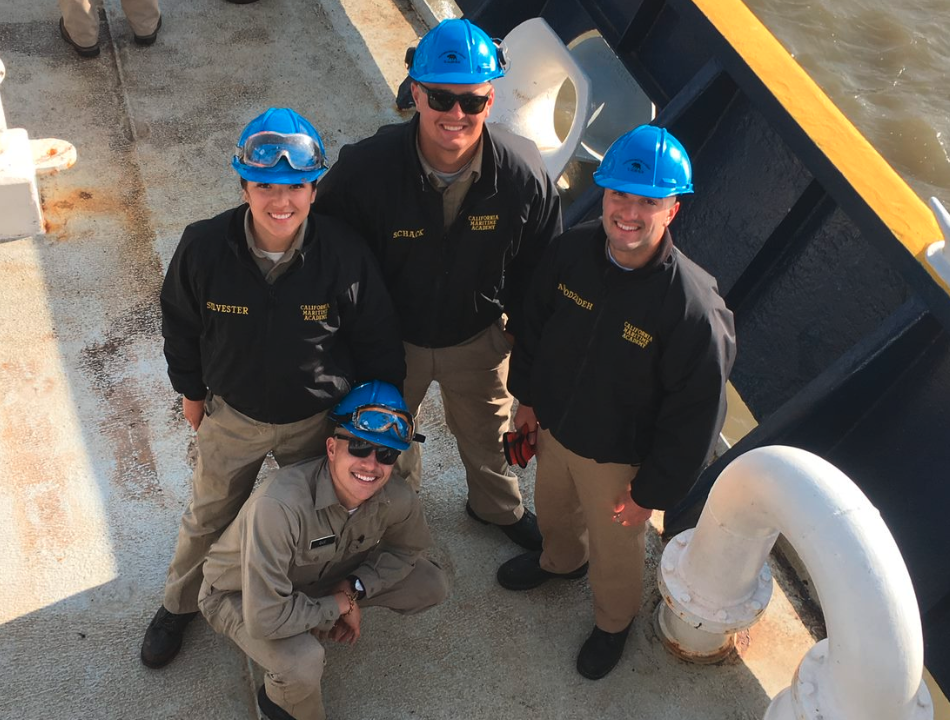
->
xmin=690 ymin=0 xmax=950 ymax=296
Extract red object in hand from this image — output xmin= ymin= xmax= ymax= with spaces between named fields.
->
xmin=504 ymin=425 xmax=536 ymax=468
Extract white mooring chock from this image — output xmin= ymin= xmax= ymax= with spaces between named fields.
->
xmin=0 ymin=57 xmax=76 ymax=240
xmin=657 ymin=446 xmax=933 ymax=720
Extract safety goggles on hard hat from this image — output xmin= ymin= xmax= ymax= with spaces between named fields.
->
xmin=345 ymin=404 xmax=417 ymax=445
xmin=334 ymin=434 xmax=401 ymax=465
xmin=236 ymin=131 xmax=328 ymax=172
xmin=415 ymin=82 xmax=492 ymax=115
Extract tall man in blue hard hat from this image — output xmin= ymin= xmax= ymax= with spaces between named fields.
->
xmin=140 ymin=108 xmax=406 ymax=669
xmin=315 ymin=19 xmax=562 ymax=552
xmin=497 ymin=125 xmax=736 ymax=679
xmin=199 ymin=381 xmax=447 ymax=720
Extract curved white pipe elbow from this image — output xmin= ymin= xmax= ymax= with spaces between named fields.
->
xmin=660 ymin=446 xmax=930 ymax=720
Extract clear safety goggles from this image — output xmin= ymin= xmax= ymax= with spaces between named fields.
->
xmin=348 ymin=405 xmax=416 ymax=445
xmin=236 ymin=131 xmax=328 ymax=172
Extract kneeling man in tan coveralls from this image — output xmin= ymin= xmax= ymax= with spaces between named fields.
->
xmin=198 ymin=381 xmax=447 ymax=720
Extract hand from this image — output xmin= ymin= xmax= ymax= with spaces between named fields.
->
xmin=513 ymin=404 xmax=538 ymax=446
xmin=503 ymin=330 xmax=516 ymax=347
xmin=612 ymin=483 xmax=653 ymax=527
xmin=334 ymin=602 xmax=361 ymax=645
xmin=182 ymin=397 xmax=205 ymax=431
xmin=331 ymin=590 xmax=361 ymax=645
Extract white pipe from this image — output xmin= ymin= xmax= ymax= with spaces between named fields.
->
xmin=657 ymin=446 xmax=932 ymax=720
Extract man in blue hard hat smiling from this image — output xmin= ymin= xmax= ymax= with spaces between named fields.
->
xmin=497 ymin=125 xmax=736 ymax=680
xmin=140 ymin=108 xmax=405 ymax=670
xmin=315 ymin=19 xmax=562 ymax=553
xmin=199 ymin=382 xmax=447 ymax=720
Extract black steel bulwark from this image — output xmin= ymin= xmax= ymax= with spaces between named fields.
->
xmin=458 ymin=0 xmax=950 ymax=691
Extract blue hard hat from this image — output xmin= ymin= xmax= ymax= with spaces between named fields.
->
xmin=593 ymin=125 xmax=694 ymax=198
xmin=232 ymin=108 xmax=329 ymax=184
xmin=408 ymin=19 xmax=507 ymax=84
xmin=329 ymin=381 xmax=416 ymax=452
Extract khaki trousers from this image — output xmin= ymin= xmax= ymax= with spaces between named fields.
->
xmin=59 ymin=0 xmax=161 ymax=47
xmin=163 ymin=396 xmax=331 ymax=614
xmin=535 ymin=428 xmax=647 ymax=633
xmin=198 ymin=559 xmax=448 ymax=720
xmin=397 ymin=322 xmax=523 ymax=524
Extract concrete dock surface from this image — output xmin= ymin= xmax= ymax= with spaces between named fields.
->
xmin=0 ymin=1 xmax=820 ymax=717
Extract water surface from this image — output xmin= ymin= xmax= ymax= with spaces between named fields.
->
xmin=746 ymin=0 xmax=950 ymax=209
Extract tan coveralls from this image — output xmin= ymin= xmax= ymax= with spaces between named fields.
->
xmin=199 ymin=456 xmax=447 ymax=720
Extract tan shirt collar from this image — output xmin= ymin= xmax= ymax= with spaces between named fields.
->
xmin=244 ymin=208 xmax=307 ymax=283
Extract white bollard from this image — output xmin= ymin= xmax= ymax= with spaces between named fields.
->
xmin=0 ymin=56 xmax=43 ymax=239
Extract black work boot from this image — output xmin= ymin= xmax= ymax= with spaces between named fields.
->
xmin=140 ymin=605 xmax=198 ymax=668
xmin=576 ymin=622 xmax=632 ymax=679
xmin=466 ymin=503 xmax=543 ymax=551
xmin=496 ymin=550 xmax=588 ymax=591
xmin=258 ymin=685 xmax=298 ymax=720
xmin=59 ymin=17 xmax=100 ymax=58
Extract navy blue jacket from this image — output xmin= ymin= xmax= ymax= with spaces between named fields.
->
xmin=161 ymin=206 xmax=405 ymax=424
xmin=508 ymin=220 xmax=736 ymax=510
xmin=314 ymin=116 xmax=562 ymax=347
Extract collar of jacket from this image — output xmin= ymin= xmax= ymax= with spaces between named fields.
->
xmin=225 ymin=204 xmax=320 ymax=264
xmin=596 ymin=223 xmax=675 ymax=279
xmin=404 ymin=113 xmax=499 ymax=200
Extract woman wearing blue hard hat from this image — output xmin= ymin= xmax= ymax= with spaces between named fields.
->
xmin=141 ymin=108 xmax=406 ymax=671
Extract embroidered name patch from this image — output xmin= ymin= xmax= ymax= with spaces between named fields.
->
xmin=206 ymin=301 xmax=249 ymax=315
xmin=300 ymin=303 xmax=329 ymax=322
xmin=557 ymin=283 xmax=593 ymax=311
xmin=468 ymin=214 xmax=498 ymax=231
xmin=309 ymin=535 xmax=336 ymax=549
xmin=622 ymin=322 xmax=653 ymax=348
xmin=393 ymin=228 xmax=425 ymax=239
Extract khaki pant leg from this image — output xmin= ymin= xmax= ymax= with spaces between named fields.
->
xmin=394 ymin=342 xmax=435 ymax=491
xmin=436 ymin=323 xmax=521 ymax=523
xmin=163 ymin=398 xmax=273 ymax=613
xmin=271 ymin=409 xmax=332 ymax=466
xmin=200 ymin=589 xmax=327 ymax=720
xmin=59 ymin=0 xmax=100 ymax=47
xmin=571 ymin=456 xmax=645 ymax=633
xmin=119 ymin=0 xmax=161 ymax=36
xmin=360 ymin=558 xmax=448 ymax=614
xmin=535 ymin=428 xmax=589 ymax=574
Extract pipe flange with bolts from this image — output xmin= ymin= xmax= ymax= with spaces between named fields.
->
xmin=764 ymin=639 xmax=934 ymax=720
xmin=656 ymin=528 xmax=772 ymax=661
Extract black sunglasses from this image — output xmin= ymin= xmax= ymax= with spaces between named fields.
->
xmin=334 ymin=434 xmax=401 ymax=465
xmin=415 ymin=81 xmax=491 ymax=115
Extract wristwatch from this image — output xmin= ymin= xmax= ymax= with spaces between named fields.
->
xmin=348 ymin=575 xmax=366 ymax=600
